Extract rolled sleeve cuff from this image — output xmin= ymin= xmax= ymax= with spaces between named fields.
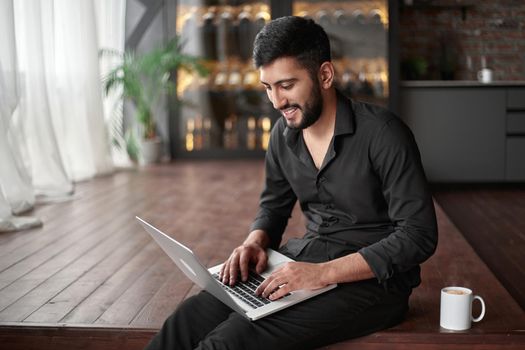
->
xmin=358 ymin=246 xmax=393 ymax=285
xmin=249 ymin=215 xmax=287 ymax=249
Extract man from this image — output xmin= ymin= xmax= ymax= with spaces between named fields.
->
xmin=146 ymin=16 xmax=437 ymax=350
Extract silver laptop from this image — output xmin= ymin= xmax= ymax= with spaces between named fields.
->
xmin=136 ymin=216 xmax=336 ymax=321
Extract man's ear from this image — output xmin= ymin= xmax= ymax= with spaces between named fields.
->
xmin=318 ymin=62 xmax=335 ymax=89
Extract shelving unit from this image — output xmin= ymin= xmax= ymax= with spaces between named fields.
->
xmin=169 ymin=0 xmax=397 ymax=159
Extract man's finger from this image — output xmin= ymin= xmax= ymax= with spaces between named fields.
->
xmin=255 ymin=251 xmax=268 ymax=274
xmin=269 ymin=284 xmax=291 ymax=301
xmin=255 ymin=274 xmax=271 ymax=295
xmin=221 ymin=260 xmax=230 ymax=284
xmin=260 ymin=276 xmax=284 ymax=298
xmin=239 ymin=251 xmax=251 ymax=282
xmin=229 ymin=255 xmax=240 ymax=286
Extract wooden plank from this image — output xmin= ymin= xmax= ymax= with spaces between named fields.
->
xmin=0 ymin=325 xmax=154 ymax=350
xmin=24 ymin=229 xmax=150 ymax=323
xmin=0 ymin=220 xmax=133 ymax=313
xmin=0 ymin=167 xmax=193 ymax=317
xmin=93 ymin=255 xmax=174 ymax=325
xmin=0 ymin=222 xmax=144 ymax=321
xmin=0 ymin=325 xmax=523 ymax=350
xmin=0 ymin=173 xmax=116 ymax=246
xmin=325 ymin=331 xmax=525 ymax=350
xmin=0 ymin=171 xmax=135 ymax=253
xmin=0 ymin=196 xmax=156 ymax=314
xmin=433 ymin=184 xmax=525 ymax=310
xmin=0 ymin=174 xmax=142 ymax=274
xmin=60 ymin=242 xmax=160 ymax=324
xmin=0 ymin=193 xmax=143 ymax=291
xmin=130 ymin=272 xmax=194 ymax=328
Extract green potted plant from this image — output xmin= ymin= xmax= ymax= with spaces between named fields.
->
xmin=101 ymin=37 xmax=208 ymax=164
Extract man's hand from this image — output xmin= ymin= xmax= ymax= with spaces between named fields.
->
xmin=255 ymin=261 xmax=329 ymax=300
xmin=220 ymin=242 xmax=268 ymax=286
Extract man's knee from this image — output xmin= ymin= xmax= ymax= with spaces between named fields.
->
xmin=197 ymin=313 xmax=260 ymax=350
xmin=148 ymin=292 xmax=232 ymax=350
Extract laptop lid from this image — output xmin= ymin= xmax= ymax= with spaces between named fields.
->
xmin=136 ymin=216 xmax=337 ymax=321
xmin=136 ymin=216 xmax=246 ymax=316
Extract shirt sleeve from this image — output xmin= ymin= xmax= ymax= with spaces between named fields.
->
xmin=249 ymin=122 xmax=297 ymax=249
xmin=358 ymin=117 xmax=438 ymax=284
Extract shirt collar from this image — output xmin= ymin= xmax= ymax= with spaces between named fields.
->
xmin=333 ymin=89 xmax=355 ymax=137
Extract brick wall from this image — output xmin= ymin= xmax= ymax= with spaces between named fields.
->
xmin=399 ymin=0 xmax=525 ymax=81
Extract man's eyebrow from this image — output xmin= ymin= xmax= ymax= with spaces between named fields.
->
xmin=260 ymin=78 xmax=298 ymax=86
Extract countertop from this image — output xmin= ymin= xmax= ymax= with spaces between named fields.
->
xmin=401 ymin=80 xmax=525 ymax=87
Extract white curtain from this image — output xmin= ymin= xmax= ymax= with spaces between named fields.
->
xmin=0 ymin=0 xmax=125 ymax=232
xmin=94 ymin=0 xmax=130 ymax=167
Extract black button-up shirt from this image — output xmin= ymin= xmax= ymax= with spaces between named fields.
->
xmin=250 ymin=91 xmax=438 ymax=288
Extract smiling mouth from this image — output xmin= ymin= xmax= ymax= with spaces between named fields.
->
xmin=281 ymin=107 xmax=298 ymax=118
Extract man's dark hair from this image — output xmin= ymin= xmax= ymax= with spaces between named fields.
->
xmin=253 ymin=16 xmax=331 ymax=77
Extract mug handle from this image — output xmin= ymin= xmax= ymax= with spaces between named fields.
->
xmin=472 ymin=295 xmax=486 ymax=322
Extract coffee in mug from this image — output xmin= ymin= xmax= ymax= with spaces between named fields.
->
xmin=440 ymin=286 xmax=485 ymax=330
xmin=444 ymin=289 xmax=467 ymax=295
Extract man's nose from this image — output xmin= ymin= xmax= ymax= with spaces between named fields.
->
xmin=270 ymin=90 xmax=287 ymax=110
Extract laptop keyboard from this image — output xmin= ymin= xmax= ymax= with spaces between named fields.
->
xmin=213 ymin=271 xmax=273 ymax=309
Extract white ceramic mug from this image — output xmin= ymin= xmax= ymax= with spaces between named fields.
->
xmin=440 ymin=286 xmax=486 ymax=330
xmin=477 ymin=68 xmax=493 ymax=83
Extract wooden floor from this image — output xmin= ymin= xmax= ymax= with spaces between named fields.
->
xmin=433 ymin=184 xmax=525 ymax=311
xmin=0 ymin=161 xmax=524 ymax=349
xmin=0 ymin=161 xmax=293 ymax=329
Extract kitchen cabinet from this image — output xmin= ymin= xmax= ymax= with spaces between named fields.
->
xmin=506 ymin=88 xmax=525 ymax=180
xmin=401 ymin=82 xmax=525 ymax=182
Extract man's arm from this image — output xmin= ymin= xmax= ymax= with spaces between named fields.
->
xmin=358 ymin=116 xmax=438 ymax=284
xmin=248 ymin=122 xmax=297 ymax=250
xmin=221 ymin=120 xmax=297 ymax=286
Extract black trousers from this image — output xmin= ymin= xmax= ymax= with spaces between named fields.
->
xmin=145 ymin=278 xmax=409 ymax=350
xmin=146 ymin=238 xmax=411 ymax=350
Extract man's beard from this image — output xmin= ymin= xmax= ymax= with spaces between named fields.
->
xmin=283 ymin=82 xmax=323 ymax=130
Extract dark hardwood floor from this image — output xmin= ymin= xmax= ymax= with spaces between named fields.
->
xmin=0 ymin=161 xmax=523 ymax=349
xmin=432 ymin=184 xmax=525 ymax=311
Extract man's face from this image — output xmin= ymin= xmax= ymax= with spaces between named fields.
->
xmin=260 ymin=57 xmax=323 ymax=130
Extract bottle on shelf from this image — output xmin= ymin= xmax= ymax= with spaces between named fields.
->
xmin=368 ymin=9 xmax=383 ymax=26
xmin=238 ymin=5 xmax=254 ymax=62
xmin=185 ymin=118 xmax=195 ymax=152
xmin=203 ymin=117 xmax=212 ymax=149
xmin=216 ymin=7 xmax=239 ymax=62
xmin=351 ymin=9 xmax=366 ymax=25
xmin=340 ymin=67 xmax=357 ymax=98
xmin=260 ymin=116 xmax=271 ymax=151
xmin=201 ymin=8 xmax=218 ymax=61
xmin=247 ymin=116 xmax=257 ymax=150
xmin=371 ymin=65 xmax=385 ymax=98
xmin=356 ymin=65 xmax=374 ymax=96
xmin=334 ymin=9 xmax=349 ymax=26
xmin=223 ymin=114 xmax=238 ymax=149
xmin=194 ymin=115 xmax=203 ymax=150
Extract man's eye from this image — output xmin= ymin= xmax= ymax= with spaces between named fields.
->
xmin=282 ymin=84 xmax=293 ymax=90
